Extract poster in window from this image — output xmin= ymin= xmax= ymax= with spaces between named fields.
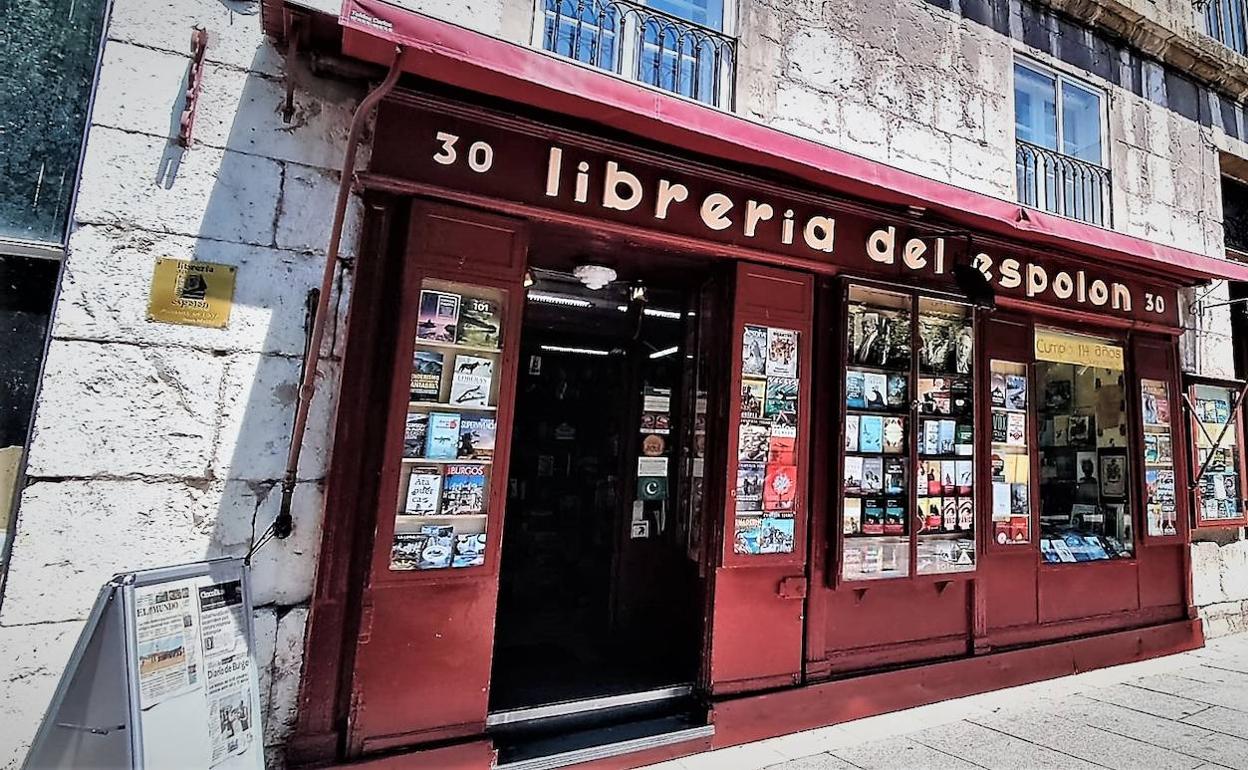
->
xmin=736 ymin=462 xmax=765 ymax=512
xmin=763 ymin=464 xmax=798 ymax=511
xmin=758 ymin=515 xmax=795 ymax=553
xmin=740 ymin=378 xmax=766 ymax=418
xmin=738 ymin=422 xmax=770 ymax=461
xmin=1099 ymin=450 xmax=1127 ymax=499
xmin=765 ymin=377 xmax=798 ymax=417
xmin=766 ymin=328 xmax=799 ymax=378
xmin=742 ymin=325 xmax=767 ymax=376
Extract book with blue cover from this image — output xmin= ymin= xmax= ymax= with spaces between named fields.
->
xmin=441 ymin=464 xmax=487 ymax=515
xmin=859 ymin=416 xmax=883 ymax=453
xmin=846 ymin=370 xmax=866 ymax=409
xmin=425 ymin=412 xmax=461 ymax=459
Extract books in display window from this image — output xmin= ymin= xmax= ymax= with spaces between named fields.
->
xmin=449 ymin=355 xmax=494 ymax=407
xmin=410 ymin=351 xmax=444 ymax=401
xmin=417 ymin=290 xmax=460 ymax=343
xmin=441 ymin=464 xmax=487 ymax=515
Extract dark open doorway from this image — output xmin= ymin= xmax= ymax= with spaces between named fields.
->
xmin=488 ymin=261 xmax=709 ymax=719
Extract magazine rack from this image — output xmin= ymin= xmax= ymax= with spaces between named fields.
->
xmin=1183 ymin=374 xmax=1248 ymax=529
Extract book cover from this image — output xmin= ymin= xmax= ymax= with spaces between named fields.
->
xmin=1144 ymin=433 xmax=1159 ymax=462
xmin=452 ymin=533 xmax=487 ymax=568
xmin=403 ymin=465 xmax=442 ymax=515
xmin=845 ymin=415 xmax=860 ymax=452
xmin=766 ymin=327 xmax=799 ymax=378
xmin=884 ymin=457 xmax=905 ymax=495
xmin=441 ymin=464 xmax=487 ymax=515
xmin=1044 ymin=378 xmax=1073 ymax=412
xmin=740 ymin=377 xmax=766 ymax=419
xmin=843 ymin=455 xmax=864 ymax=494
xmin=1068 ymin=414 xmax=1094 ymax=447
xmin=742 ymin=325 xmax=767 ymax=376
xmin=458 ymin=415 xmax=497 ymax=460
xmin=764 ymin=377 xmax=799 ymax=417
xmin=863 ymin=373 xmax=888 ymax=409
xmin=887 ymin=374 xmax=908 ymax=409
xmin=859 ymin=416 xmax=884 ymax=453
xmin=1011 ymin=483 xmax=1029 ymax=516
xmin=862 ymin=497 xmax=885 ymax=534
xmin=1040 ymin=539 xmax=1060 ymax=563
xmin=884 ymin=499 xmax=905 ymax=534
xmin=425 ymin=412 xmax=461 ymax=459
xmin=843 ymin=498 xmax=862 ymax=535
xmin=736 ymin=462 xmax=765 ymax=512
xmin=922 ymin=459 xmax=942 ymax=495
xmin=410 ymin=350 xmax=444 ymax=401
xmin=991 ymin=452 xmax=1005 ymax=483
xmin=449 ymin=355 xmax=494 ymax=407
xmin=949 ymin=378 xmax=972 ymax=415
xmin=920 ymin=497 xmax=942 ymax=530
xmin=919 ymin=315 xmax=958 ymax=373
xmin=938 ymin=419 xmax=956 ymax=454
xmin=769 ymin=426 xmax=796 ymax=464
xmin=390 ymin=533 xmax=428 ymax=571
xmin=1157 ymin=434 xmax=1173 ymax=463
xmin=957 ymin=497 xmax=974 ymax=530
xmin=763 ymin=464 xmax=798 ymax=511
xmin=918 ymin=377 xmax=950 ymax=415
xmin=861 ymin=457 xmax=884 ymax=493
xmin=846 ymin=370 xmax=866 ymax=409
xmin=738 ymin=421 xmax=770 ymax=461
xmin=733 ymin=516 xmax=763 ymax=554
xmin=990 ymin=372 xmax=1007 ymax=408
xmin=759 ymin=516 xmax=795 ymax=554
xmin=955 ymin=422 xmax=974 ymax=456
xmin=956 ymin=460 xmax=973 ymax=494
xmin=1006 ymin=375 xmax=1027 ymax=410
xmin=992 ymin=482 xmax=1011 ymax=519
xmin=882 ymin=417 xmax=905 ymax=454
xmin=941 ymin=496 xmax=958 ymax=530
xmin=991 ymin=410 xmax=1008 ymax=443
xmin=417 ymin=290 xmax=460 ymax=342
xmin=404 ymin=412 xmax=429 ymax=459
xmin=417 ymin=525 xmax=455 ymax=569
xmin=456 ymin=296 xmax=501 ymax=348
xmin=1006 ymin=411 xmax=1026 ymax=446
xmin=1051 ymin=538 xmax=1077 ymax=563
xmin=923 ymin=420 xmax=940 ymax=456
xmin=940 ymin=460 xmax=957 ymax=494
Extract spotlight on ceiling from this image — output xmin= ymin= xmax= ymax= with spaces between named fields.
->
xmin=573 ymin=264 xmax=616 ymax=290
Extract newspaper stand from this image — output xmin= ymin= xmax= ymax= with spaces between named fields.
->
xmin=25 ymin=559 xmax=265 ymax=770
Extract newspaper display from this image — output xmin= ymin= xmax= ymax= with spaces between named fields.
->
xmin=198 ymin=580 xmax=257 ymax=767
xmin=134 ymin=581 xmax=201 ymax=708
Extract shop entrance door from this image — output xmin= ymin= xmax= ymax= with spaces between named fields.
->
xmin=488 ymin=267 xmax=706 ymax=724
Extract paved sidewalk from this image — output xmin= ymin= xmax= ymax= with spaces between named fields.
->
xmin=643 ymin=633 xmax=1248 ymax=770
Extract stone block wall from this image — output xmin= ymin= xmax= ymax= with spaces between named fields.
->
xmin=0 ymin=1 xmax=361 ymax=766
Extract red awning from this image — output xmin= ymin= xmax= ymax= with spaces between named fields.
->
xmin=334 ymin=0 xmax=1248 ymax=286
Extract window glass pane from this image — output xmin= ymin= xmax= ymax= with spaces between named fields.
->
xmin=645 ymin=0 xmax=725 ymax=29
xmin=1061 ymin=81 xmax=1103 ymax=164
xmin=916 ymin=298 xmax=975 ymax=575
xmin=842 ymin=286 xmax=912 ymax=581
xmin=1035 ymin=331 xmax=1133 ymax=562
xmin=991 ymin=360 xmax=1032 ymax=545
xmin=0 ymin=0 xmax=108 ymax=244
xmin=1014 ymin=63 xmax=1058 ymax=151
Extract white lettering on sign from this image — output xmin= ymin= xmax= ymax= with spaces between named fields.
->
xmin=430 ymin=131 xmax=1170 ymax=321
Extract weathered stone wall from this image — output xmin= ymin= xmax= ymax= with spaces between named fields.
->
xmin=0 ymin=1 xmax=360 ymax=766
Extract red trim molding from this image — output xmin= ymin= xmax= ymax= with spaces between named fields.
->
xmin=330 ymin=0 xmax=1248 ymax=286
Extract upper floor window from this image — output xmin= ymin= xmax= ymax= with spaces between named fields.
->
xmin=1 ymin=0 xmax=109 ymax=247
xmin=1203 ymin=0 xmax=1248 ymax=56
xmin=1013 ymin=60 xmax=1111 ymax=227
xmin=539 ymin=0 xmax=737 ymax=109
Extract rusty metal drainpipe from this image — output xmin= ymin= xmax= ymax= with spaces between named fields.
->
xmin=272 ymin=46 xmax=405 ymax=539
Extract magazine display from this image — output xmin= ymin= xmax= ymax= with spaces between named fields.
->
xmin=989 ymin=360 xmax=1031 ymax=546
xmin=733 ymin=324 xmax=801 ymax=555
xmin=391 ymin=280 xmax=503 ymax=572
xmin=1190 ymin=382 xmax=1245 ymax=526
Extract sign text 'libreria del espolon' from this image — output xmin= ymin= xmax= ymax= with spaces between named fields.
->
xmin=370 ymin=94 xmax=1180 ymax=327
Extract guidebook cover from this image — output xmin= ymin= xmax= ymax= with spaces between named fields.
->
xmin=859 ymin=416 xmax=883 ymax=453
xmin=741 ymin=378 xmax=766 ymax=419
xmin=846 ymin=370 xmax=866 ymax=409
xmin=452 ymin=533 xmax=487 ymax=568
xmin=403 ymin=465 xmax=442 ymax=515
xmin=417 ymin=525 xmax=455 ymax=569
xmin=763 ymin=464 xmax=798 ymax=511
xmin=441 ymin=464 xmax=487 ymax=515
xmin=425 ymin=412 xmax=461 ymax=459
xmin=449 ymin=355 xmax=494 ymax=406
xmin=458 ymin=415 xmax=496 ymax=460
xmin=457 ymin=296 xmax=501 ymax=348
xmin=404 ymin=412 xmax=428 ymax=459
xmin=742 ymin=325 xmax=767 ymax=376
xmin=736 ymin=462 xmax=765 ymax=511
xmin=410 ymin=350 xmax=444 ymax=401
xmin=417 ymin=290 xmax=460 ymax=342
xmin=765 ymin=377 xmax=799 ymax=417
xmin=390 ymin=533 xmax=428 ymax=570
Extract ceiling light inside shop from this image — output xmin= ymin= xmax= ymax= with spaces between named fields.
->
xmin=643 ymin=308 xmax=682 ymax=320
xmin=540 ymin=344 xmax=611 ymax=356
xmin=648 ymin=346 xmax=679 ymax=359
xmin=528 ymin=292 xmax=593 ymax=308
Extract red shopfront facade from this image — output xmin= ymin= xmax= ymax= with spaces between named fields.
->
xmin=274 ymin=7 xmax=1248 ymax=770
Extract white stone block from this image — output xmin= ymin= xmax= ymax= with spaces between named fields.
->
xmin=1192 ymin=541 xmax=1226 ymax=607
xmin=248 ymin=482 xmax=324 ymax=607
xmin=786 ymin=30 xmax=859 ymax=94
xmin=888 ymin=120 xmax=951 ymax=181
xmin=266 ymin=607 xmax=309 ymax=746
xmin=0 ymin=480 xmax=229 ymax=625
xmin=75 ymin=127 xmax=282 ymax=247
xmin=254 ymin=606 xmax=279 ymax=725
xmin=54 ymin=225 xmax=332 ymax=357
xmin=1219 ymin=539 xmax=1248 ymax=601
xmin=842 ymin=101 xmax=889 ymax=149
xmin=0 ymin=621 xmax=82 ymax=769
xmin=949 ymin=136 xmax=1012 ymax=198
xmin=109 ymin=0 xmax=285 ymax=77
xmin=211 ymin=355 xmax=339 ymax=482
xmin=275 ymin=164 xmax=364 ymax=255
xmin=25 ymin=341 xmax=223 ymax=478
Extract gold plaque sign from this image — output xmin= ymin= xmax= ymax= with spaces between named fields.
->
xmin=147 ymin=258 xmax=236 ymax=328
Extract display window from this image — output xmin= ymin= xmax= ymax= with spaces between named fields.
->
xmin=1034 ymin=329 xmax=1134 ymax=563
xmin=839 ymin=284 xmax=976 ymax=582
xmin=989 ymin=359 xmax=1032 ymax=545
xmin=1140 ymin=379 xmax=1179 ymax=536
xmin=387 ymin=278 xmax=504 ymax=571
xmin=1184 ymin=377 xmax=1248 ymax=528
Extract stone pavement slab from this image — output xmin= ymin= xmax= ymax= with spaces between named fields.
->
xmin=642 ymin=633 xmax=1248 ymax=770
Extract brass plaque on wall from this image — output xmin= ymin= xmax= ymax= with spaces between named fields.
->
xmin=147 ymin=258 xmax=236 ymax=328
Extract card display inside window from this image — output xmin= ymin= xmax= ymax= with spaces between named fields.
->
xmin=390 ymin=278 xmax=503 ymax=571
xmin=990 ymin=360 xmax=1032 ymax=546
xmin=1035 ymin=331 xmax=1134 ymax=563
xmin=1141 ymin=379 xmax=1178 ymax=536
xmin=733 ymin=324 xmax=800 ymax=555
xmin=1188 ymin=381 xmax=1246 ymax=527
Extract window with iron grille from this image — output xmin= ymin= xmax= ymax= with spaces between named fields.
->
xmin=1013 ymin=60 xmax=1112 ymax=227
xmin=538 ymin=0 xmax=737 ymax=109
